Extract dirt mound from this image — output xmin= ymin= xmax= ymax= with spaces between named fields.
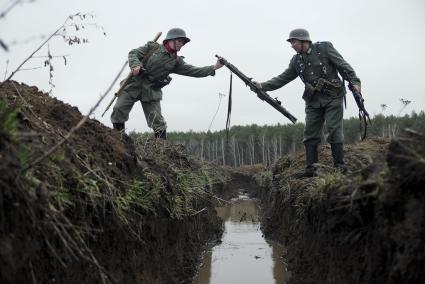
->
xmin=0 ymin=81 xmax=225 ymax=284
xmin=2 ymin=81 xmax=135 ymax=177
xmin=255 ymin=133 xmax=425 ymax=284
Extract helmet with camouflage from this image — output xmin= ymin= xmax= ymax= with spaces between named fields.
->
xmin=164 ymin=28 xmax=191 ymax=44
xmin=287 ymin=28 xmax=311 ymax=42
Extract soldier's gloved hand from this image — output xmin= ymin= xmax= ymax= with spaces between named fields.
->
xmin=132 ymin=66 xmax=141 ymax=76
xmin=252 ymin=80 xmax=262 ymax=89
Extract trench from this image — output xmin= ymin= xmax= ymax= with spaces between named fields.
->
xmin=193 ymin=192 xmax=289 ymax=284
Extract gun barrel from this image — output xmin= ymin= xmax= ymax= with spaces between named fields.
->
xmin=216 ymin=55 xmax=297 ymax=124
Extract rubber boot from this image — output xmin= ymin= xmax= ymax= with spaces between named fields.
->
xmin=294 ymin=145 xmax=318 ymax=178
xmin=331 ymin=143 xmax=348 ymax=174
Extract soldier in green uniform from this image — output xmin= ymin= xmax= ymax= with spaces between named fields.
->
xmin=254 ymin=29 xmax=361 ymax=177
xmin=111 ymin=28 xmax=223 ymax=139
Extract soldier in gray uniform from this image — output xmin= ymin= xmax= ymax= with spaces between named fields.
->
xmin=254 ymin=29 xmax=361 ymax=177
xmin=111 ymin=28 xmax=223 ymax=139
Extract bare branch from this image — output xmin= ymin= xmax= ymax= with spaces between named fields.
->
xmin=32 ymin=54 xmax=70 ymax=58
xmin=19 ymin=66 xmax=42 ymax=71
xmin=0 ymin=38 xmax=8 ymax=51
xmin=0 ymin=0 xmax=22 ymax=19
xmin=0 ymin=13 xmax=80 ymax=88
xmin=3 ymin=59 xmax=9 ymax=80
xmin=208 ymin=92 xmax=225 ymax=132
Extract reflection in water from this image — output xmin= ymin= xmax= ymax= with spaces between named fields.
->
xmin=194 ymin=195 xmax=287 ymax=284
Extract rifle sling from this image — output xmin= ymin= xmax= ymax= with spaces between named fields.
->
xmin=225 ymin=72 xmax=233 ymax=142
xmin=142 ymin=43 xmax=160 ymax=66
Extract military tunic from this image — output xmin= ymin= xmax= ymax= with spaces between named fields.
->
xmin=261 ymin=41 xmax=361 ymax=147
xmin=111 ymin=41 xmax=216 ymax=132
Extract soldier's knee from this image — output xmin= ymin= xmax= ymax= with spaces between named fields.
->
xmin=326 ymin=130 xmax=344 ymax=144
xmin=303 ymin=137 xmax=321 ymax=147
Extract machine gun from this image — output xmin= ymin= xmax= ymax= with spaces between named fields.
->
xmin=348 ymin=83 xmax=371 ymax=140
xmin=215 ymin=55 xmax=297 ymax=124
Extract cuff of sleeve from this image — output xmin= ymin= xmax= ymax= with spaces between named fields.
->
xmin=351 ymin=79 xmax=361 ymax=86
xmin=260 ymin=82 xmax=270 ymax=91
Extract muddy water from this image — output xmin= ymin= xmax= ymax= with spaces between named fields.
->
xmin=194 ymin=194 xmax=288 ymax=284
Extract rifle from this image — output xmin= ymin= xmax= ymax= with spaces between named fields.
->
xmin=101 ymin=32 xmax=162 ymax=117
xmin=215 ymin=55 xmax=297 ymax=124
xmin=348 ymin=83 xmax=371 ymax=140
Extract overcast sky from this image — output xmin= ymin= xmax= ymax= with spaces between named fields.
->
xmin=2 ymin=0 xmax=425 ymax=133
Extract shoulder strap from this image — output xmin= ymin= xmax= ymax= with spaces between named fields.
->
xmin=292 ymin=54 xmax=307 ymax=84
xmin=313 ymin=42 xmax=329 ymax=77
xmin=141 ymin=42 xmax=160 ymax=65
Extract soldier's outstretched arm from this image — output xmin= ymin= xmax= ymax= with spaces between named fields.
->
xmin=173 ymin=57 xmax=217 ymax=77
xmin=260 ymin=61 xmax=298 ymax=92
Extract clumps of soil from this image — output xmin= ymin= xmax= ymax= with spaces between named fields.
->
xmin=255 ymin=133 xmax=425 ymax=284
xmin=0 ymin=81 xmax=225 ymax=284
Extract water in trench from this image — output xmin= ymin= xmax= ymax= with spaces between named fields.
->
xmin=194 ymin=194 xmax=288 ymax=284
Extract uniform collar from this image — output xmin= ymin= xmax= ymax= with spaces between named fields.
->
xmin=306 ymin=47 xmax=312 ymax=54
xmin=162 ymin=42 xmax=178 ymax=58
xmin=298 ymin=45 xmax=312 ymax=56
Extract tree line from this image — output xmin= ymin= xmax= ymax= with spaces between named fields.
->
xmin=159 ymin=112 xmax=425 ymax=167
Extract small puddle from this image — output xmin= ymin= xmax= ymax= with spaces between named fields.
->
xmin=194 ymin=194 xmax=288 ymax=284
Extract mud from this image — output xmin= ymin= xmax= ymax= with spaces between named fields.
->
xmin=0 ymin=81 xmax=225 ymax=284
xmin=254 ymin=133 xmax=425 ymax=283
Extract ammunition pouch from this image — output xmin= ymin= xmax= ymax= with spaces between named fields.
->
xmin=315 ymin=78 xmax=342 ymax=96
xmin=303 ymin=78 xmax=342 ymax=102
xmin=151 ymin=76 xmax=172 ymax=90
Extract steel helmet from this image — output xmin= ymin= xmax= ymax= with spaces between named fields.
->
xmin=164 ymin=28 xmax=190 ymax=43
xmin=287 ymin=28 xmax=311 ymax=42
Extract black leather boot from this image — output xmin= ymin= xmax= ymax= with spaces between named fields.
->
xmin=154 ymin=129 xmax=167 ymax=140
xmin=294 ymin=145 xmax=318 ymax=178
xmin=113 ymin=123 xmax=131 ymax=143
xmin=113 ymin=122 xmax=125 ymax=131
xmin=331 ymin=143 xmax=348 ymax=174
xmin=160 ymin=129 xmax=167 ymax=140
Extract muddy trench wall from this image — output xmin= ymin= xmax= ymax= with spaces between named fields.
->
xmin=1 ymin=82 xmax=227 ymax=284
xmin=253 ymin=133 xmax=425 ymax=284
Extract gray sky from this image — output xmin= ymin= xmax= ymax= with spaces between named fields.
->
xmin=2 ymin=0 xmax=425 ymax=132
